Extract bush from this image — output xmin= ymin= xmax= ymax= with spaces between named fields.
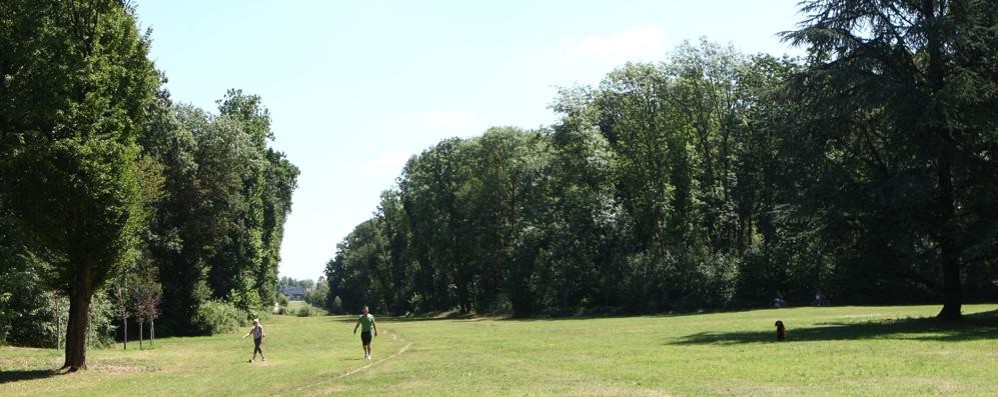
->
xmin=0 ymin=292 xmax=10 ymax=344
xmin=296 ymin=305 xmax=314 ymax=317
xmin=88 ymin=291 xmax=117 ymax=348
xmin=194 ymin=300 xmax=242 ymax=335
xmin=274 ymin=293 xmax=289 ymax=315
xmin=0 ymin=286 xmax=117 ymax=348
xmin=229 ymin=287 xmax=263 ymax=322
xmin=330 ymin=296 xmax=344 ymax=314
xmin=5 ymin=290 xmax=67 ymax=348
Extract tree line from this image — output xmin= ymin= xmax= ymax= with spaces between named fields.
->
xmin=325 ymin=0 xmax=998 ymax=319
xmin=0 ymin=0 xmax=298 ymax=370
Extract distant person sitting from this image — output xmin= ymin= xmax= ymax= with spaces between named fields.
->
xmin=772 ymin=291 xmax=786 ymax=308
xmin=813 ymin=289 xmax=829 ymax=306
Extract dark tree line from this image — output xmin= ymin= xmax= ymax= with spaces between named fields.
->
xmin=327 ymin=1 xmax=998 ymax=319
xmin=0 ymin=0 xmax=298 ymax=370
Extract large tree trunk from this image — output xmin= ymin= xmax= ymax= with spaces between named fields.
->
xmin=63 ymin=263 xmax=95 ymax=371
xmin=150 ymin=319 xmax=155 ymax=347
xmin=139 ymin=319 xmax=144 ymax=349
xmin=923 ymin=0 xmax=962 ymax=322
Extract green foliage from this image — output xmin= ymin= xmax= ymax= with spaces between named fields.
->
xmin=193 ymin=300 xmax=242 ymax=335
xmin=304 ymin=283 xmax=328 ymax=308
xmin=87 ymin=291 xmax=118 ymax=348
xmin=279 ymin=277 xmax=315 ymax=290
xmin=142 ymin=94 xmax=297 ymax=336
xmin=0 ymin=0 xmax=297 ymax=348
xmin=0 ymin=0 xmax=160 ymax=367
xmin=327 ymin=23 xmax=998 ymax=316
xmin=781 ymin=0 xmax=998 ymax=319
xmin=330 ymin=296 xmax=344 ymax=314
xmin=295 ymin=305 xmax=315 ymax=317
xmin=325 ymin=43 xmax=799 ymax=315
xmin=229 ymin=285 xmax=263 ymax=322
xmin=0 ymin=287 xmax=117 ymax=349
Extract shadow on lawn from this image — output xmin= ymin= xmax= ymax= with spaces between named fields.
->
xmin=671 ymin=309 xmax=998 ymax=345
xmin=0 ymin=369 xmax=59 ymax=384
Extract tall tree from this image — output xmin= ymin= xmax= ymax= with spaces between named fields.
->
xmin=0 ymin=0 xmax=159 ymax=369
xmin=784 ymin=0 xmax=998 ymax=320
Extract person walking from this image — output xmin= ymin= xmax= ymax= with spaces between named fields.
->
xmin=243 ymin=318 xmax=266 ymax=362
xmin=352 ymin=305 xmax=378 ymax=360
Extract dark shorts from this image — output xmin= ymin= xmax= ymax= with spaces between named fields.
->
xmin=254 ymin=337 xmax=262 ymax=348
xmin=360 ymin=331 xmax=372 ymax=345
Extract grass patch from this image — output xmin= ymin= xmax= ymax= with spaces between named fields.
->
xmin=1 ymin=304 xmax=996 ymax=396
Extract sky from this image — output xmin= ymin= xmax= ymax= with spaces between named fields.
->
xmin=134 ymin=0 xmax=805 ymax=281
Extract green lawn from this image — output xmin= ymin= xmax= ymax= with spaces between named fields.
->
xmin=2 ymin=304 xmax=996 ymax=396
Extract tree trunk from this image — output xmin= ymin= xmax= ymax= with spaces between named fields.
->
xmin=56 ymin=315 xmax=62 ymax=350
xmin=139 ymin=319 xmax=144 ymax=349
xmin=923 ymin=0 xmax=962 ymax=322
xmin=62 ymin=263 xmax=95 ymax=371
xmin=123 ymin=314 xmax=127 ymax=350
xmin=936 ymin=146 xmax=962 ymax=321
xmin=150 ymin=319 xmax=154 ymax=347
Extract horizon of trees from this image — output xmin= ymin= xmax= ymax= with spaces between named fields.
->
xmin=325 ymin=1 xmax=998 ymax=320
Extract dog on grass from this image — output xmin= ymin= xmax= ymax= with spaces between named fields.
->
xmin=775 ymin=320 xmax=787 ymax=341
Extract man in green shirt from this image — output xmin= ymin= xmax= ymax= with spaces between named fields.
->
xmin=353 ymin=305 xmax=378 ymax=360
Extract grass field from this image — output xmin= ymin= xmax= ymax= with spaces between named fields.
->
xmin=1 ymin=304 xmax=996 ymax=396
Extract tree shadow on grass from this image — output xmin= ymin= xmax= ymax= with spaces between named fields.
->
xmin=671 ymin=309 xmax=998 ymax=345
xmin=0 ymin=369 xmax=59 ymax=384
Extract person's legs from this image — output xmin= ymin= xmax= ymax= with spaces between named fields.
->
xmin=253 ymin=338 xmax=263 ymax=360
xmin=361 ymin=331 xmax=372 ymax=359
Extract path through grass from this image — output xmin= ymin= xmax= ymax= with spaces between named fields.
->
xmin=2 ymin=304 xmax=996 ymax=396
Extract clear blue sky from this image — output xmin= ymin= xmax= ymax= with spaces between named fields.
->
xmin=134 ymin=0 xmax=805 ymax=281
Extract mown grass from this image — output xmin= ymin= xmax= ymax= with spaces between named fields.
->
xmin=2 ymin=304 xmax=996 ymax=396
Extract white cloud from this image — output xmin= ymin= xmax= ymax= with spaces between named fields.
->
xmin=570 ymin=25 xmax=667 ymax=59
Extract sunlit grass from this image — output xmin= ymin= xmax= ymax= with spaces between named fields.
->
xmin=2 ymin=304 xmax=996 ymax=396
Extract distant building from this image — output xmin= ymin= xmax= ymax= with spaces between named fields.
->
xmin=279 ymin=286 xmax=306 ymax=301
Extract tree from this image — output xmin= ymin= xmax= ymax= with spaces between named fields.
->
xmin=110 ymin=276 xmax=131 ymax=350
xmin=783 ymin=0 xmax=998 ymax=320
xmin=0 ymin=0 xmax=159 ymax=369
xmin=132 ymin=280 xmax=160 ymax=349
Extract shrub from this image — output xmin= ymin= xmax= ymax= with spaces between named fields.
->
xmin=229 ymin=287 xmax=263 ymax=322
xmin=88 ymin=291 xmax=118 ymax=348
xmin=0 ymin=287 xmax=117 ymax=348
xmin=296 ymin=305 xmax=313 ymax=317
xmin=330 ymin=296 xmax=344 ymax=314
xmin=194 ymin=300 xmax=242 ymax=335
xmin=274 ymin=293 xmax=290 ymax=315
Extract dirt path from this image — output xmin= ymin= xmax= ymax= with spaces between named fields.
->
xmin=288 ymin=329 xmax=412 ymax=395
